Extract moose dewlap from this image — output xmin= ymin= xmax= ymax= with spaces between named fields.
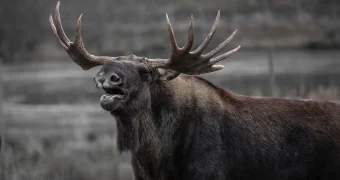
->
xmin=50 ymin=2 xmax=340 ymax=180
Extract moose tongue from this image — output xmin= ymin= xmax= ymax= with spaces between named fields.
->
xmin=101 ymin=94 xmax=114 ymax=101
xmin=100 ymin=94 xmax=124 ymax=111
xmin=100 ymin=94 xmax=116 ymax=111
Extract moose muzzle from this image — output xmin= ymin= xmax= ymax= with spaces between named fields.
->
xmin=93 ymin=72 xmax=127 ymax=111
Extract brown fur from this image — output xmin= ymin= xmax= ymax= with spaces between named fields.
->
xmin=50 ymin=3 xmax=340 ymax=178
xmin=94 ymin=61 xmax=340 ymax=179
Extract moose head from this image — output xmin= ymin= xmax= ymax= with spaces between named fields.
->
xmin=49 ymin=2 xmax=240 ymax=113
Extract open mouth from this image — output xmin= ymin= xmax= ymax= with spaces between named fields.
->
xmin=100 ymin=87 xmax=126 ymax=111
xmin=103 ymin=87 xmax=125 ymax=99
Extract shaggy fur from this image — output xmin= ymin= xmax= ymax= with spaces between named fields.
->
xmin=94 ymin=61 xmax=340 ymax=180
xmin=49 ymin=3 xmax=340 ymax=178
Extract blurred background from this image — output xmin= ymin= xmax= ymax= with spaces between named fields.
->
xmin=1 ymin=0 xmax=340 ymax=179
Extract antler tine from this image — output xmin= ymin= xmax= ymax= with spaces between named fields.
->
xmin=209 ymin=45 xmax=241 ymax=65
xmin=202 ymin=64 xmax=224 ymax=74
xmin=191 ymin=11 xmax=220 ymax=55
xmin=73 ymin=13 xmax=98 ymax=62
xmin=202 ymin=29 xmax=238 ymax=59
xmin=50 ymin=3 xmax=240 ymax=74
xmin=49 ymin=1 xmax=114 ymax=70
xmin=166 ymin=13 xmax=179 ymax=54
xmin=49 ymin=15 xmax=68 ymax=49
xmin=147 ymin=11 xmax=240 ymax=75
xmin=74 ymin=14 xmax=84 ymax=45
xmin=54 ymin=1 xmax=71 ymax=48
xmin=181 ymin=15 xmax=194 ymax=53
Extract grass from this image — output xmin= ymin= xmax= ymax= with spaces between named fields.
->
xmin=1 ymin=103 xmax=133 ymax=180
xmin=0 ymin=138 xmax=123 ymax=180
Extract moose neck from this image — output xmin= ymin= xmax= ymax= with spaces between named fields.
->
xmin=112 ymin=103 xmax=160 ymax=154
xmin=112 ymin=75 xmax=238 ymax=155
xmin=148 ymin=75 xmax=238 ymax=148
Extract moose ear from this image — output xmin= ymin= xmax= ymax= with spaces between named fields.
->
xmin=156 ymin=68 xmax=180 ymax=81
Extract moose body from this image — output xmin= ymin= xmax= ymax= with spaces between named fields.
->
xmin=115 ymin=73 xmax=340 ymax=180
xmin=50 ymin=2 xmax=340 ymax=179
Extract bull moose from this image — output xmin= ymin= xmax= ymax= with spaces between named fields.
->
xmin=49 ymin=2 xmax=340 ymax=180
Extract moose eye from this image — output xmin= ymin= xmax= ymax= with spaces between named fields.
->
xmin=138 ymin=67 xmax=150 ymax=74
xmin=138 ymin=67 xmax=151 ymax=79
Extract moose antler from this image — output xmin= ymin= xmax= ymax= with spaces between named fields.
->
xmin=49 ymin=2 xmax=240 ymax=74
xmin=146 ymin=11 xmax=241 ymax=75
xmin=49 ymin=1 xmax=126 ymax=70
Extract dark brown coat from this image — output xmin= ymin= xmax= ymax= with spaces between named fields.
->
xmin=110 ymin=73 xmax=340 ymax=180
xmin=49 ymin=3 xmax=340 ymax=179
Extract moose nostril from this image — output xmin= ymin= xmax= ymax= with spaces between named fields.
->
xmin=98 ymin=78 xmax=105 ymax=84
xmin=110 ymin=74 xmax=120 ymax=82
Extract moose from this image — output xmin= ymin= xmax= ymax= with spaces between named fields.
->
xmin=50 ymin=2 xmax=340 ymax=180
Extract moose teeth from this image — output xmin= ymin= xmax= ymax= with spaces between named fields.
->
xmin=101 ymin=94 xmax=124 ymax=101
